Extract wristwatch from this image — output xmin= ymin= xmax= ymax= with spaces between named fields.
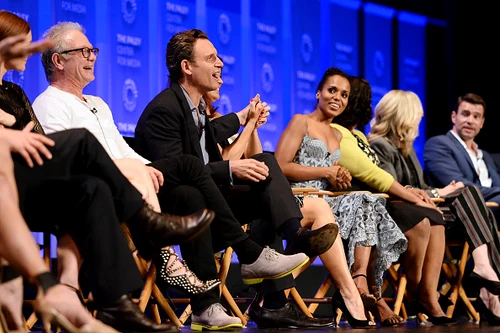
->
xmin=430 ymin=188 xmax=440 ymax=198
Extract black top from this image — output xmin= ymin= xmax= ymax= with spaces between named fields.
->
xmin=0 ymin=80 xmax=44 ymax=134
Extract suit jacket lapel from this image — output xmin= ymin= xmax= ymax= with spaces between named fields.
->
xmin=171 ymin=83 xmax=204 ymax=159
xmin=446 ymin=131 xmax=476 ymax=174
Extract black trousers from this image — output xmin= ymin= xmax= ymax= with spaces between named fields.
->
xmin=160 ymin=153 xmax=302 ymax=311
xmin=227 ymin=153 xmax=303 ymax=298
xmin=13 ymin=129 xmax=144 ymax=305
xmin=152 ymin=155 xmax=249 ymax=311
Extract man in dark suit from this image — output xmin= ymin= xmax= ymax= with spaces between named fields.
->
xmin=424 ymin=93 xmax=500 ymax=221
xmin=135 ymin=29 xmax=337 ymax=329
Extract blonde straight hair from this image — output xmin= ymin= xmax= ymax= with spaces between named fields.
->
xmin=368 ymin=90 xmax=423 ymax=156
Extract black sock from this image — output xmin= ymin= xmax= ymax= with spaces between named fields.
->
xmin=278 ymin=218 xmax=302 ymax=241
xmin=231 ymin=238 xmax=262 ymax=264
xmin=262 ymin=290 xmax=288 ymax=309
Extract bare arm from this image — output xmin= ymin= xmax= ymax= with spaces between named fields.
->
xmin=221 ymin=97 xmax=268 ymax=160
xmin=243 ymin=129 xmax=263 ymax=158
xmin=274 ymin=114 xmax=334 ymax=181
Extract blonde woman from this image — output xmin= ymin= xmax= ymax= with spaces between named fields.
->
xmin=369 ymin=89 xmax=500 ymax=326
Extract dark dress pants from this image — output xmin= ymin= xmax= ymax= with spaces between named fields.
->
xmin=225 ymin=153 xmax=303 ymax=293
xmin=13 ymin=128 xmax=145 ymax=304
xmin=14 ymin=128 xmax=143 ymax=221
xmin=150 ymin=155 xmax=249 ymax=311
xmin=20 ymin=175 xmax=144 ymax=305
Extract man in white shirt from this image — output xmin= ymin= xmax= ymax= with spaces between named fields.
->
xmin=424 ymin=93 xmax=500 ymax=221
xmin=33 ymin=21 xmax=311 ymax=331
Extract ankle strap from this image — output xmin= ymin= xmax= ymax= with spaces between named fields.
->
xmin=352 ymin=274 xmax=368 ymax=280
xmin=0 ymin=265 xmax=21 ymax=283
xmin=34 ymin=272 xmax=58 ymax=292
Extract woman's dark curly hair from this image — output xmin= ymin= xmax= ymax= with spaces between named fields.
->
xmin=333 ymin=76 xmax=373 ymax=129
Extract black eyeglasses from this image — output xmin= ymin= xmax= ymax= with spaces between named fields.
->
xmin=60 ymin=47 xmax=99 ymax=59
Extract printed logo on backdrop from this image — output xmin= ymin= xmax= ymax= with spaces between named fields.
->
xmin=402 ymin=57 xmax=420 ymax=85
xmin=261 ymin=62 xmax=274 ymax=93
xmin=61 ymin=0 xmax=87 ymax=14
xmin=218 ymin=13 xmax=231 ymax=45
xmin=122 ymin=0 xmax=137 ymax=24
xmin=218 ymin=94 xmax=232 ymax=115
xmin=263 ymin=140 xmax=274 ymax=152
xmin=374 ymin=50 xmax=385 ymax=78
xmin=166 ymin=1 xmax=191 ymax=34
xmin=301 ymin=34 xmax=313 ymax=64
xmin=122 ymin=78 xmax=138 ymax=112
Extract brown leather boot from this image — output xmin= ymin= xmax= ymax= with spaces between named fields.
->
xmin=128 ymin=203 xmax=214 ymax=250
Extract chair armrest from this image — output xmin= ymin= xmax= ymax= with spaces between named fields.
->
xmin=291 ymin=187 xmax=320 ymax=195
xmin=486 ymin=201 xmax=499 ymax=208
xmin=311 ymin=190 xmax=372 ymax=197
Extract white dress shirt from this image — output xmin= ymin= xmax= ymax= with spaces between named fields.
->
xmin=33 ymin=85 xmax=150 ymax=164
xmin=450 ymin=130 xmax=492 ymax=187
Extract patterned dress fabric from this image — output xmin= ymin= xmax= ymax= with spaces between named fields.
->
xmin=290 ymin=131 xmax=407 ymax=291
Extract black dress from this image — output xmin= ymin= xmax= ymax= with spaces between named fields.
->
xmin=0 ymin=80 xmax=45 ymax=134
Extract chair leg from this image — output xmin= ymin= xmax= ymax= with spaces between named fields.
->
xmin=179 ymin=305 xmax=192 ymax=325
xmin=308 ymin=274 xmax=332 ymax=314
xmin=289 ymin=288 xmax=313 ymax=318
xmin=150 ymin=304 xmax=161 ymax=324
xmin=151 ymin=284 xmax=183 ymax=327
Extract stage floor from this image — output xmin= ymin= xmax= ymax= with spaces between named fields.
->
xmin=24 ymin=319 xmax=499 ymax=332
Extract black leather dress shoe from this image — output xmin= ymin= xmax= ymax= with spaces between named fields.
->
xmin=128 ymin=203 xmax=214 ymax=249
xmin=285 ymin=223 xmax=339 ymax=257
xmin=96 ymin=295 xmax=179 ymax=333
xmin=250 ymin=302 xmax=335 ymax=328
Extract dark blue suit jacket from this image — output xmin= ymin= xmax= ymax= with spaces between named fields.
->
xmin=424 ymin=130 xmax=500 ymax=202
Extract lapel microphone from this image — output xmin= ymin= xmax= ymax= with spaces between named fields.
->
xmin=90 ymin=107 xmax=98 ymax=114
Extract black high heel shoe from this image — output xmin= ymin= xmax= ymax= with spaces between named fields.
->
xmin=415 ymin=301 xmax=457 ymax=326
xmin=331 ymin=289 xmax=377 ymax=328
xmin=467 ymin=271 xmax=500 ymax=295
xmin=155 ymin=248 xmax=221 ymax=294
xmin=475 ymin=296 xmax=500 ymax=326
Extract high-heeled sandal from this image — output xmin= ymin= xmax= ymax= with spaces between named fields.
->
xmin=0 ymin=309 xmax=27 ymax=333
xmin=415 ymin=300 xmax=457 ymax=326
xmin=467 ymin=271 xmax=500 ymax=295
xmin=61 ymin=284 xmax=86 ymax=306
xmin=34 ymin=273 xmax=119 ymax=333
xmin=155 ymin=248 xmax=221 ymax=294
xmin=0 ymin=267 xmax=27 ymax=333
xmin=351 ymin=274 xmax=377 ymax=307
xmin=371 ymin=292 xmax=405 ymax=327
xmin=331 ymin=289 xmax=377 ymax=328
xmin=475 ymin=296 xmax=500 ymax=326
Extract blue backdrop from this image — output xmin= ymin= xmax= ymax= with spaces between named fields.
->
xmin=2 ymin=0 xmax=428 ymax=262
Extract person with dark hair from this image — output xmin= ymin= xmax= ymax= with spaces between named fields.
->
xmin=424 ymin=93 xmax=500 ymax=221
xmin=135 ymin=28 xmax=336 ymax=330
xmin=369 ymin=89 xmax=500 ymax=325
xmin=275 ymin=67 xmax=409 ymax=328
xmin=332 ymin=76 xmax=454 ymax=326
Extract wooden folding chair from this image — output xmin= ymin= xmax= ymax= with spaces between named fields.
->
xmin=178 ymin=225 xmax=249 ymax=326
xmin=120 ymin=224 xmax=182 ymax=327
xmin=438 ymin=201 xmax=498 ymax=323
